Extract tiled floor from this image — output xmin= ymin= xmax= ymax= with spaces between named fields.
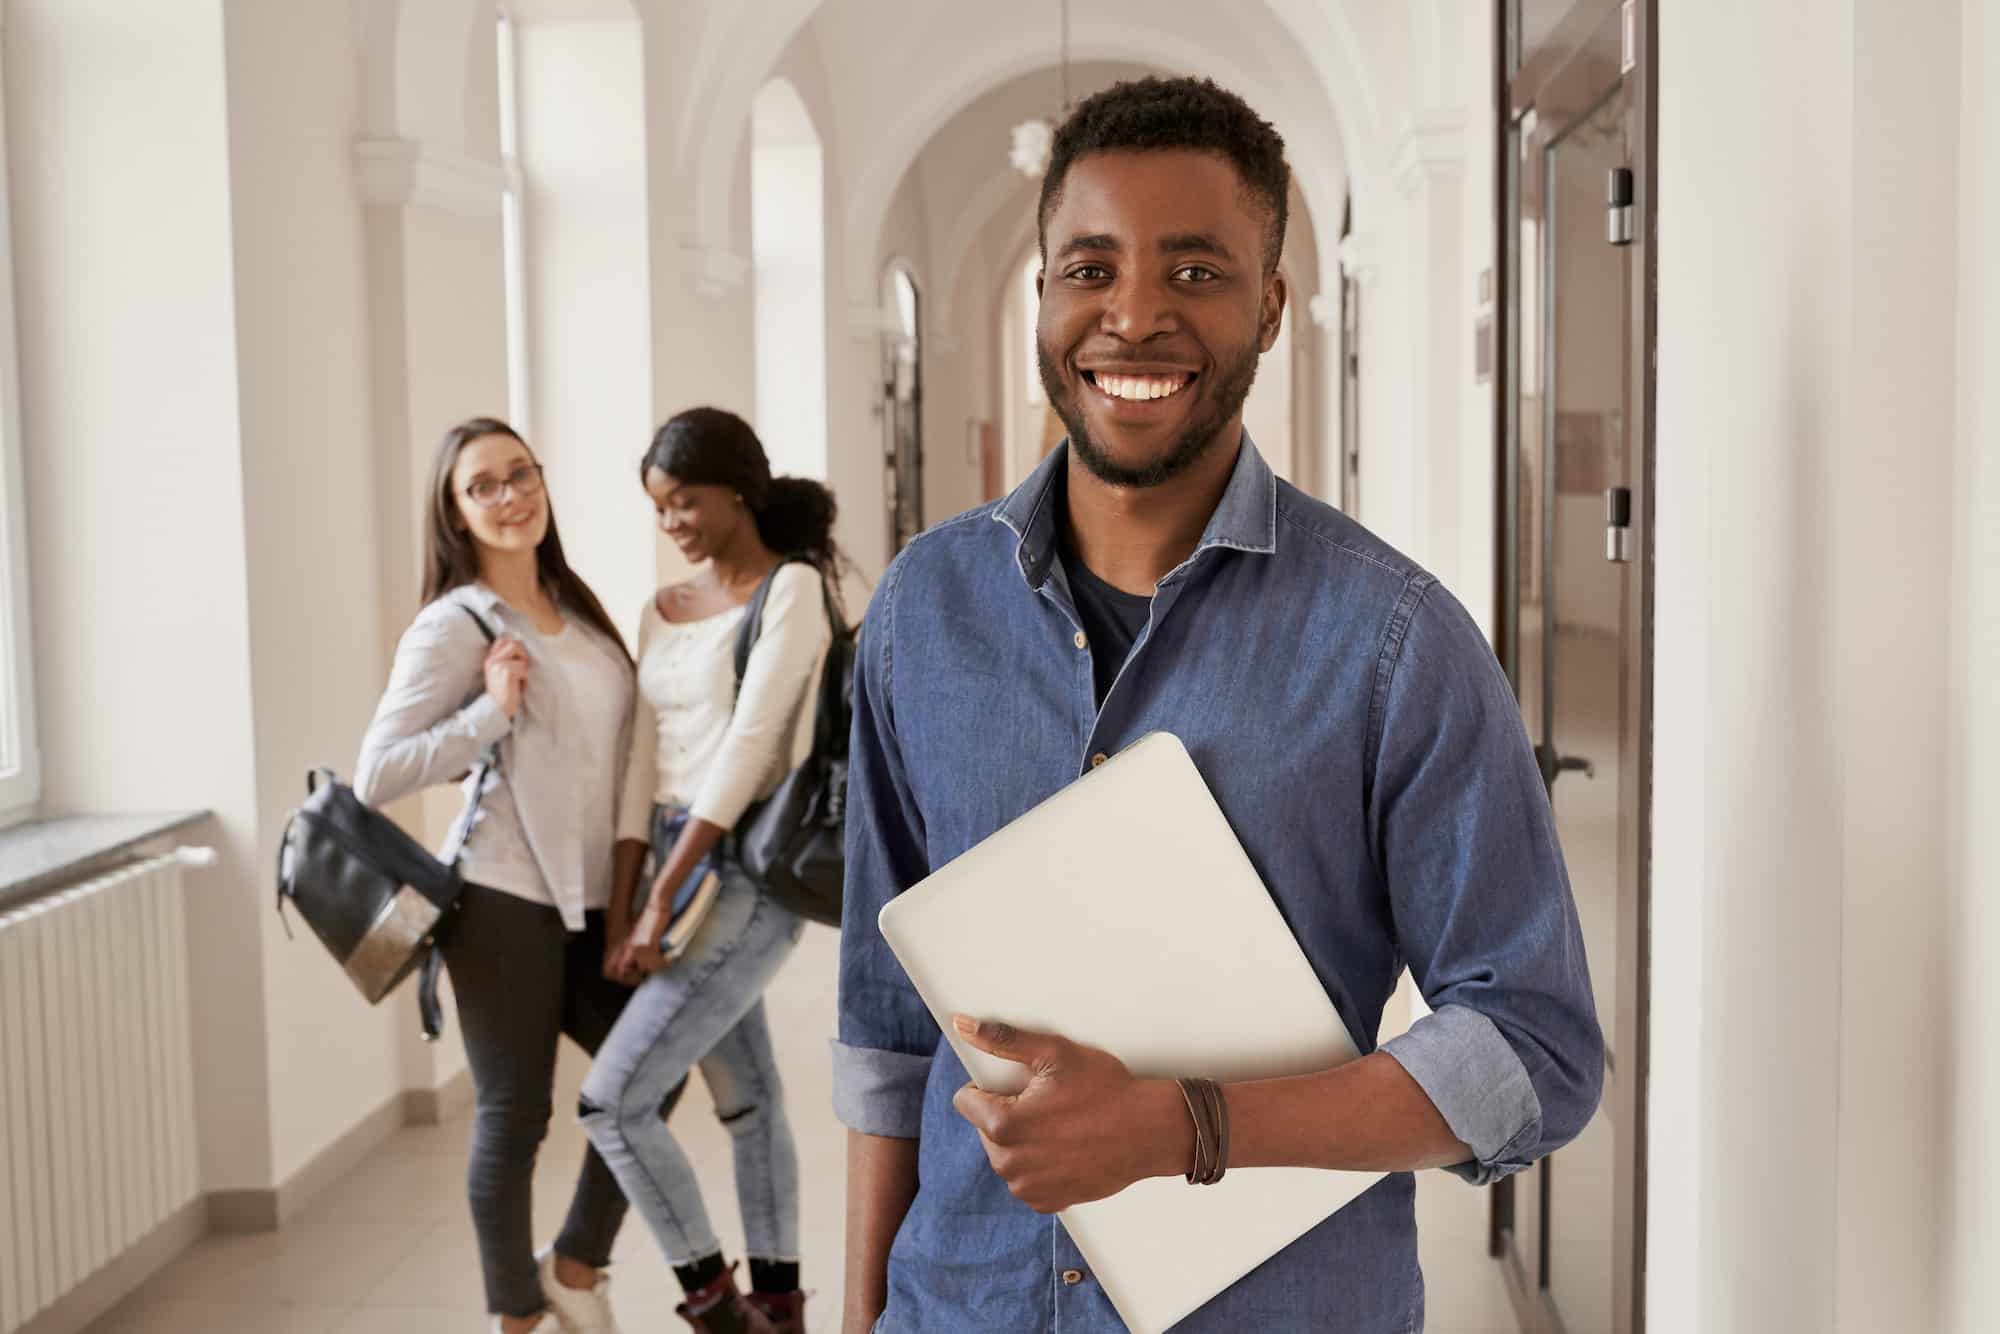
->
xmin=89 ymin=926 xmax=1519 ymax=1333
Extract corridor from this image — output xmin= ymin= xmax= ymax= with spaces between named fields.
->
xmin=4 ymin=1 xmax=2000 ymax=1333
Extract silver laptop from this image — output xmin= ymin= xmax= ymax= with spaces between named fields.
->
xmin=877 ymin=731 xmax=1385 ymax=1334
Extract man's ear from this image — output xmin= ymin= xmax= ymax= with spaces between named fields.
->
xmin=1259 ymin=269 xmax=1289 ymax=353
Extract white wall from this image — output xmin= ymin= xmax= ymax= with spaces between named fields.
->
xmin=518 ymin=15 xmax=658 ymax=649
xmin=1650 ymin=1 xmax=1991 ymax=1328
xmin=752 ymin=79 xmax=830 ymax=486
xmin=8 ymin=0 xmax=277 ymax=1194
xmin=222 ymin=0 xmax=409 ymax=1186
xmin=1650 ymin=5 xmax=1853 ymax=1326
xmin=1829 ymin=0 xmax=1961 ymax=1324
xmin=1948 ymin=1 xmax=2000 ymax=1325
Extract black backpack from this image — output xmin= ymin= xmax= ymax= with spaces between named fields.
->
xmin=725 ymin=563 xmax=853 ymax=926
xmin=276 ymin=605 xmax=496 ymax=1039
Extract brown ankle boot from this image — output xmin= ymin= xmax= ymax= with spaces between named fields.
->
xmin=674 ymin=1262 xmax=776 ymax=1334
xmin=745 ymin=1289 xmax=806 ymax=1334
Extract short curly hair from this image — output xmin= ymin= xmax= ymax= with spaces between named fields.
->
xmin=1037 ymin=76 xmax=1290 ymax=275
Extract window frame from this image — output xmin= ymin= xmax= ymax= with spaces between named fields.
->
xmin=0 ymin=30 xmax=42 ymax=823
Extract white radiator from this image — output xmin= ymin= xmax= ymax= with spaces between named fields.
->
xmin=0 ymin=850 xmax=204 ymax=1334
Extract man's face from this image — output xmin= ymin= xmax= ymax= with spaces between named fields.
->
xmin=1036 ymin=149 xmax=1285 ymax=489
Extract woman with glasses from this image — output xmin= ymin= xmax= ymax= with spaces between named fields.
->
xmin=356 ymin=417 xmax=661 ymax=1334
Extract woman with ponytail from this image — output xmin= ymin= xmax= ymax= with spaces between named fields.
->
xmin=579 ymin=407 xmax=842 ymax=1334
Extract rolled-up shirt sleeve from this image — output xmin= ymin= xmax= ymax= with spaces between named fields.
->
xmin=1370 ymin=580 xmax=1605 ymax=1185
xmin=832 ymin=557 xmax=940 ymax=1139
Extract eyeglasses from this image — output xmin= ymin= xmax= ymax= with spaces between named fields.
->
xmin=462 ymin=463 xmax=545 ymax=509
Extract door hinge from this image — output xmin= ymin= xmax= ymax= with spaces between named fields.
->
xmin=1605 ymin=485 xmax=1634 ymax=563
xmin=1607 ymin=168 xmax=1636 ymax=246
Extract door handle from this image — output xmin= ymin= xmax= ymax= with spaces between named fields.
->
xmin=1536 ymin=743 xmax=1597 ymax=786
xmin=1605 ymin=486 xmax=1634 ymax=563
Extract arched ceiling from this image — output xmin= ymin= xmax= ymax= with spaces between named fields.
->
xmin=363 ymin=0 xmax=1418 ymax=300
xmin=655 ymin=0 xmax=1399 ymax=300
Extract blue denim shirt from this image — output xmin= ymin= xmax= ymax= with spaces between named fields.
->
xmin=834 ymin=440 xmax=1604 ymax=1333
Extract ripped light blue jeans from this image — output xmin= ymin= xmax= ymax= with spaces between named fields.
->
xmin=579 ymin=804 xmax=805 ymax=1264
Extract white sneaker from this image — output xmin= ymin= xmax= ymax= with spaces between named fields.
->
xmin=536 ymin=1247 xmax=621 ymax=1333
xmin=490 ymin=1315 xmax=561 ymax=1334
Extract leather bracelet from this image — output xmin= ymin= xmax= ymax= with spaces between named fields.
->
xmin=1204 ymin=1079 xmax=1230 ymax=1186
xmin=1177 ymin=1077 xmax=1229 ymax=1185
xmin=1176 ymin=1078 xmax=1211 ymax=1185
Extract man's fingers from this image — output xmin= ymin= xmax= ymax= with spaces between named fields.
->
xmin=952 ymin=1015 xmax=1065 ymax=1071
xmin=951 ymin=1084 xmax=1013 ymax=1144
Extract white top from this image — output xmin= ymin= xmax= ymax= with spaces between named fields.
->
xmin=355 ymin=583 xmax=635 ymax=928
xmin=618 ymin=563 xmax=832 ymax=841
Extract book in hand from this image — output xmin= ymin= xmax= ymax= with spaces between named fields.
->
xmin=635 ymin=854 xmax=723 ymax=962
xmin=660 ymin=868 xmax=722 ymax=961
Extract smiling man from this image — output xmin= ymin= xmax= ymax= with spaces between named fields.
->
xmin=834 ymin=78 xmax=1604 ymax=1334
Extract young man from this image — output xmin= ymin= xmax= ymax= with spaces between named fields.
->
xmin=834 ymin=77 xmax=1603 ymax=1333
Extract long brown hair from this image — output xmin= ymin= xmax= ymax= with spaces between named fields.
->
xmin=423 ymin=417 xmax=631 ymax=662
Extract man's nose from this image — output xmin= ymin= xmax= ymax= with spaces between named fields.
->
xmin=1098 ymin=273 xmax=1178 ymax=342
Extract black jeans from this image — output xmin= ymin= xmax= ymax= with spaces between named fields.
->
xmin=442 ymin=884 xmax=680 ymax=1316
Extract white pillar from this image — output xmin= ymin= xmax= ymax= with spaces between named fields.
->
xmin=1392 ymin=112 xmax=1469 ymax=598
xmin=354 ymin=135 xmax=512 ymax=1102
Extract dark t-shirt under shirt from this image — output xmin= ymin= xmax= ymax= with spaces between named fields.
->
xmin=1059 ymin=540 xmax=1153 ymax=707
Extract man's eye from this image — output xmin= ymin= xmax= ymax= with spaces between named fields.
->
xmin=1067 ymin=264 xmax=1111 ymax=281
xmin=1175 ymin=265 xmax=1221 ymax=283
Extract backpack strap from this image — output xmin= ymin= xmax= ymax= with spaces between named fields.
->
xmin=733 ymin=560 xmax=797 ymax=697
xmin=418 ymin=602 xmax=502 ymax=1044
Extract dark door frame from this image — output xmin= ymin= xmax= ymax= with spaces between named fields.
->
xmin=1490 ymin=2 xmax=1656 ymax=1332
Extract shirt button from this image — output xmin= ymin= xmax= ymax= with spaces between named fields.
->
xmin=1073 ymin=630 xmax=1088 ymax=650
xmin=1090 ymin=753 xmax=1108 ymax=768
xmin=1061 ymin=1268 xmax=1085 ymax=1286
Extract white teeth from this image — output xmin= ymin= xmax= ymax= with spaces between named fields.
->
xmin=1096 ymin=373 xmax=1188 ymax=402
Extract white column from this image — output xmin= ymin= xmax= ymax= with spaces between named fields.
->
xmin=355 ymin=135 xmax=512 ymax=1101
xmin=516 ymin=17 xmax=658 ymax=648
xmin=1393 ymin=111 xmax=1469 ymax=598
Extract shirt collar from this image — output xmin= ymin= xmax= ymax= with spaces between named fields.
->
xmin=992 ymin=431 xmax=1280 ymax=589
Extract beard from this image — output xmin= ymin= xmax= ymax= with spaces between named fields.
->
xmin=1036 ymin=335 xmax=1262 ymax=489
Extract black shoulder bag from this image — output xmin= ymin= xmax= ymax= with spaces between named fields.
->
xmin=726 ymin=564 xmax=854 ymax=927
xmin=275 ymin=605 xmax=498 ymax=1040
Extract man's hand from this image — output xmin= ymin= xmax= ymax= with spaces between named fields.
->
xmin=950 ymin=1015 xmax=1192 ymax=1213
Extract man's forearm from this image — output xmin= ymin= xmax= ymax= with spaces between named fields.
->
xmin=844 ymin=1130 xmax=919 ymax=1334
xmin=1144 ymin=1051 xmax=1472 ymax=1178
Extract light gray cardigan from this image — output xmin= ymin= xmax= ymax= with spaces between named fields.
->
xmin=354 ymin=583 xmax=633 ymax=930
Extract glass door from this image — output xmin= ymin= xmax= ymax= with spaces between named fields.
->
xmin=1496 ymin=1 xmax=1653 ymax=1331
xmin=883 ymin=266 xmax=925 ymax=553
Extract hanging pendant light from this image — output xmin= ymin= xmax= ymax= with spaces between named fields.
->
xmin=1009 ymin=0 xmax=1070 ymax=177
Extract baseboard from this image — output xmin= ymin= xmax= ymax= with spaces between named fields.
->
xmin=207 ymin=1084 xmax=408 ymax=1234
xmin=402 ymin=1065 xmax=474 ymax=1126
xmin=14 ymin=1197 xmax=206 ymax=1334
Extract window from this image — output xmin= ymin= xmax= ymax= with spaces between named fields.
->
xmin=0 ymin=44 xmax=41 ymax=820
xmin=497 ymin=10 xmax=530 ymax=435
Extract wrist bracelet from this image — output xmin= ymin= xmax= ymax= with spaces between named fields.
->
xmin=1176 ymin=1077 xmax=1229 ymax=1185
